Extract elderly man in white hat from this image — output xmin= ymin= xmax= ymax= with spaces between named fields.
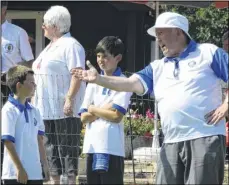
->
xmin=72 ymin=12 xmax=229 ymax=184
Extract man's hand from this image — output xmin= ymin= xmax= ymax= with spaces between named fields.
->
xmin=205 ymin=103 xmax=228 ymax=125
xmin=42 ymin=163 xmax=50 ymax=182
xmin=71 ymin=60 xmax=99 ymax=83
xmin=17 ymin=167 xmax=28 ymax=184
xmin=63 ymin=97 xmax=74 ymax=116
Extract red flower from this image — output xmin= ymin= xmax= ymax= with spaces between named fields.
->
xmin=144 ymin=131 xmax=152 ymax=138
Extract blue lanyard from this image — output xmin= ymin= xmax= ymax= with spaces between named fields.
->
xmin=173 ymin=58 xmax=180 ymax=78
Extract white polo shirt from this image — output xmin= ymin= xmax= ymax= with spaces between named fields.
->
xmin=32 ymin=32 xmax=86 ymax=120
xmin=79 ymin=68 xmax=133 ymax=157
xmin=1 ymin=21 xmax=34 ymax=73
xmin=1 ymin=95 xmax=45 ymax=180
xmin=133 ymin=40 xmax=228 ymax=143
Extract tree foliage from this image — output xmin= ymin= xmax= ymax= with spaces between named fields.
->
xmin=163 ymin=4 xmax=228 ymax=47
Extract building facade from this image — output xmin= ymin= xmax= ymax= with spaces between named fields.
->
xmin=7 ymin=1 xmax=156 ymax=72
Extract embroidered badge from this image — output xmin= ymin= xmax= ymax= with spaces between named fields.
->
xmin=34 ymin=118 xmax=37 ymax=126
xmin=107 ymin=90 xmax=111 ymax=96
xmin=188 ymin=61 xmax=196 ymax=67
xmin=102 ymin=88 xmax=111 ymax=96
xmin=5 ymin=43 xmax=14 ymax=53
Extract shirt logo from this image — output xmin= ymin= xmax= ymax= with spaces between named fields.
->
xmin=188 ymin=61 xmax=196 ymax=67
xmin=102 ymin=88 xmax=111 ymax=96
xmin=107 ymin=90 xmax=111 ymax=96
xmin=34 ymin=118 xmax=37 ymax=126
xmin=4 ymin=43 xmax=14 ymax=53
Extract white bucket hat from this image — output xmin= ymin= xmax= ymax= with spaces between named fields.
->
xmin=147 ymin=12 xmax=192 ymax=39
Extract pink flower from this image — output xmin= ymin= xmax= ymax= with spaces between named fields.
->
xmin=146 ymin=109 xmax=154 ymax=119
xmin=138 ymin=114 xmax=143 ymax=119
xmin=132 ymin=113 xmax=139 ymax=119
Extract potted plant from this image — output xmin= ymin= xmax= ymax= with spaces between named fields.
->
xmin=123 ymin=108 xmax=162 ymax=159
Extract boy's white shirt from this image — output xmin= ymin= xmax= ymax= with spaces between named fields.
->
xmin=1 ymin=98 xmax=44 ymax=180
xmin=79 ymin=71 xmax=132 ymax=157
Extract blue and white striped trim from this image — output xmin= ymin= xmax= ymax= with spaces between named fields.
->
xmin=78 ymin=108 xmax=88 ymax=116
xmin=1 ymin=135 xmax=15 ymax=143
xmin=112 ymin=104 xmax=127 ymax=115
xmin=132 ymin=74 xmax=149 ymax=96
xmin=38 ymin=130 xmax=45 ymax=135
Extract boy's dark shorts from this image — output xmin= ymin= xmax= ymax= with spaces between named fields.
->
xmin=44 ymin=117 xmax=81 ymax=176
xmin=86 ymin=154 xmax=124 ymax=184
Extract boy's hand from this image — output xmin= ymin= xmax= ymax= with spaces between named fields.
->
xmin=101 ymin=103 xmax=113 ymax=110
xmin=88 ymin=105 xmax=96 ymax=114
xmin=17 ymin=167 xmax=28 ymax=184
xmin=88 ymin=103 xmax=113 ymax=113
xmin=43 ymin=163 xmax=50 ymax=182
xmin=71 ymin=60 xmax=99 ymax=83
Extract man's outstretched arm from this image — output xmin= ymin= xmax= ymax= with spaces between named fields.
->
xmin=71 ymin=60 xmax=145 ymax=94
xmin=97 ymin=75 xmax=144 ymax=94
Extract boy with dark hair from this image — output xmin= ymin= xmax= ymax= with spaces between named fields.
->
xmin=78 ymin=36 xmax=132 ymax=184
xmin=1 ymin=65 xmax=49 ymax=185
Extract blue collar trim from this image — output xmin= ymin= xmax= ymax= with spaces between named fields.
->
xmin=100 ymin=67 xmax=122 ymax=96
xmin=8 ymin=94 xmax=32 ymax=112
xmin=100 ymin=67 xmax=122 ymax=76
xmin=164 ymin=40 xmax=197 ymax=62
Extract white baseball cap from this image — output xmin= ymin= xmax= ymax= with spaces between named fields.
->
xmin=147 ymin=12 xmax=192 ymax=39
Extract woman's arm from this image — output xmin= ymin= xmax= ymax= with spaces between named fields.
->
xmin=64 ymin=72 xmax=82 ymax=116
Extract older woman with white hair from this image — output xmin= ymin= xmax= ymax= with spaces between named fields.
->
xmin=32 ymin=5 xmax=86 ymax=185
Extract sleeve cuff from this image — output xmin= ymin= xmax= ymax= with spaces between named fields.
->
xmin=132 ymin=74 xmax=149 ymax=96
xmin=1 ymin=135 xmax=15 ymax=143
xmin=112 ymin=104 xmax=127 ymax=115
xmin=38 ymin=130 xmax=45 ymax=135
xmin=78 ymin=108 xmax=88 ymax=116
